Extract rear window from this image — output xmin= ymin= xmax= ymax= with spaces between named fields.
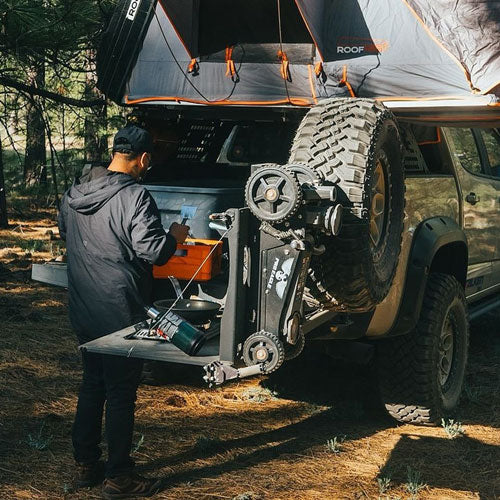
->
xmin=445 ymin=128 xmax=483 ymax=175
xmin=477 ymin=129 xmax=500 ymax=178
xmin=445 ymin=127 xmax=500 ymax=178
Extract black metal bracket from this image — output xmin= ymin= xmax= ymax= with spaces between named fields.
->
xmin=258 ymin=231 xmax=312 ymax=339
xmin=203 ymin=361 xmax=264 ymax=387
xmin=218 ymin=208 xmax=253 ymax=363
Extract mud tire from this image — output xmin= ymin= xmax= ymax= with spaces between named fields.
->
xmin=376 ymin=273 xmax=469 ymax=425
xmin=289 ymin=98 xmax=404 ymax=311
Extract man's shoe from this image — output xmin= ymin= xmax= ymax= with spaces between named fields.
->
xmin=74 ymin=460 xmax=105 ymax=489
xmin=102 ymin=474 xmax=162 ymax=499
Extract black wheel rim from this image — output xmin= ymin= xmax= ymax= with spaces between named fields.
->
xmin=369 ymin=152 xmax=390 ymax=258
xmin=439 ymin=306 xmax=458 ymax=389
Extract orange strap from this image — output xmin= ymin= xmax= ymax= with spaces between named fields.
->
xmin=339 ymin=65 xmax=355 ymax=97
xmin=187 ymin=59 xmax=199 ymax=74
xmin=314 ymin=62 xmax=323 ymax=77
xmin=225 ymin=46 xmax=236 ymax=78
xmin=277 ymin=50 xmax=291 ymax=81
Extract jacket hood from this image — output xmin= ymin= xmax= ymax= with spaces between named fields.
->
xmin=67 ymin=166 xmax=136 ymax=215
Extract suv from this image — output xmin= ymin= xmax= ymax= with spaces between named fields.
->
xmin=72 ymin=100 xmax=500 ymax=426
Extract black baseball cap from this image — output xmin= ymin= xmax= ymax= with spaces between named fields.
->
xmin=113 ymin=124 xmax=153 ymax=154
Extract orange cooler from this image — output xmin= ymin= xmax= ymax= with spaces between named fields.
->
xmin=153 ymin=239 xmax=223 ymax=282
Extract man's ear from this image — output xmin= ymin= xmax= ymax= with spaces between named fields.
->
xmin=139 ymin=152 xmax=148 ymax=168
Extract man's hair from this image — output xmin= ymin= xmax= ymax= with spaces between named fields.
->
xmin=112 ymin=149 xmax=140 ymax=161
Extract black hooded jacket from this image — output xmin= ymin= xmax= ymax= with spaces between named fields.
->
xmin=58 ymin=166 xmax=177 ymax=342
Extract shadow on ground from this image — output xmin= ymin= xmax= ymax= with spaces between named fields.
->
xmin=379 ymin=433 xmax=499 ymax=499
xmin=1 ymin=245 xmax=499 ymax=498
xmin=139 ymin=310 xmax=500 ymax=497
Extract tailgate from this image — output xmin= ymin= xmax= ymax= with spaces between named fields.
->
xmin=81 ymin=322 xmax=220 ymax=366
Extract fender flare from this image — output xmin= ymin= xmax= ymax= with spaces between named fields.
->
xmin=388 ymin=216 xmax=468 ymax=337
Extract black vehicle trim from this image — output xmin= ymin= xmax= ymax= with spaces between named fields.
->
xmin=387 ymin=216 xmax=468 ymax=337
xmin=469 ymin=293 xmax=500 ymax=321
xmin=405 ymin=174 xmax=454 ymax=179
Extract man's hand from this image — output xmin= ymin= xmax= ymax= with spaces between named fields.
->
xmin=169 ymin=222 xmax=190 ymax=244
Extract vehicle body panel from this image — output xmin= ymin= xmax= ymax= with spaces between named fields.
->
xmin=443 ymin=127 xmax=500 ymax=295
xmin=366 ymin=175 xmax=460 ymax=336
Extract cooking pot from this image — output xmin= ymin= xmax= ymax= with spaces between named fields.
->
xmin=153 ymin=299 xmax=220 ymax=324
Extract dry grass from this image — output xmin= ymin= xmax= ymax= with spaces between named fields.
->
xmin=0 ymin=216 xmax=499 ymax=500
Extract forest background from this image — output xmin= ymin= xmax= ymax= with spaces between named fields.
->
xmin=0 ymin=0 xmax=123 ymax=228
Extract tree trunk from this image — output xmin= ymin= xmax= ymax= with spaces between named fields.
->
xmin=0 ymin=137 xmax=8 ymax=228
xmin=24 ymin=60 xmax=46 ymax=185
xmin=48 ymin=144 xmax=60 ymax=210
xmin=84 ymin=53 xmax=108 ymax=163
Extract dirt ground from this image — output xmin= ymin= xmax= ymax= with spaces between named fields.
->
xmin=0 ymin=215 xmax=499 ymax=500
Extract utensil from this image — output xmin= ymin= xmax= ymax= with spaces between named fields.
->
xmin=153 ymin=298 xmax=220 ymax=324
xmin=180 ymin=205 xmax=197 ymax=225
xmin=167 ymin=276 xmax=183 ymax=299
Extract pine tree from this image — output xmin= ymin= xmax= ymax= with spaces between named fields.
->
xmin=0 ymin=136 xmax=8 ymax=228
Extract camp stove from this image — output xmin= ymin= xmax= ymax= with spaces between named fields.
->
xmin=127 ymin=317 xmax=218 ymax=342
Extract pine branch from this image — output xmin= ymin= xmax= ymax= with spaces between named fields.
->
xmin=0 ymin=75 xmax=106 ymax=108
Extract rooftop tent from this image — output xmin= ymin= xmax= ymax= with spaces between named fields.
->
xmin=297 ymin=0 xmax=500 ymax=100
xmin=403 ymin=0 xmax=500 ymax=96
xmin=96 ymin=0 xmax=500 ymax=106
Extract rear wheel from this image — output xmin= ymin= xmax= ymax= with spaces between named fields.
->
xmin=289 ymin=98 xmax=404 ymax=311
xmin=377 ymin=273 xmax=469 ymax=425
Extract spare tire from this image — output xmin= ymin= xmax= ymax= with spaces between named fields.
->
xmin=289 ymin=98 xmax=404 ymax=311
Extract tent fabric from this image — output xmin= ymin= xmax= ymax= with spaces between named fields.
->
xmin=404 ymin=0 xmax=500 ymax=95
xmin=99 ymin=0 xmax=500 ymax=106
xmin=303 ymin=0 xmax=476 ymax=99
xmin=159 ymin=0 xmax=314 ymax=58
xmin=125 ymin=2 xmax=318 ymax=105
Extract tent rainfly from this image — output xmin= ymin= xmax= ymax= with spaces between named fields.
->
xmin=97 ymin=0 xmax=500 ymax=108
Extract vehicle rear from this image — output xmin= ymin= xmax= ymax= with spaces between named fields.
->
xmin=40 ymin=0 xmax=500 ymax=425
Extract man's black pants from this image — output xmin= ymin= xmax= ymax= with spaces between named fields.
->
xmin=72 ymin=350 xmax=144 ymax=478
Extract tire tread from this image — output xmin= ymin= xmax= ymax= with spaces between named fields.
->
xmin=377 ymin=273 xmax=469 ymax=425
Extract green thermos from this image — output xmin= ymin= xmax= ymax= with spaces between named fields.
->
xmin=145 ymin=306 xmax=206 ymax=356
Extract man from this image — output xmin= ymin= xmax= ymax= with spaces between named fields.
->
xmin=58 ymin=124 xmax=189 ymax=498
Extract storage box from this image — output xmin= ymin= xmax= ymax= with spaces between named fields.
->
xmin=145 ymin=184 xmax=244 ymax=240
xmin=153 ymin=239 xmax=223 ymax=281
